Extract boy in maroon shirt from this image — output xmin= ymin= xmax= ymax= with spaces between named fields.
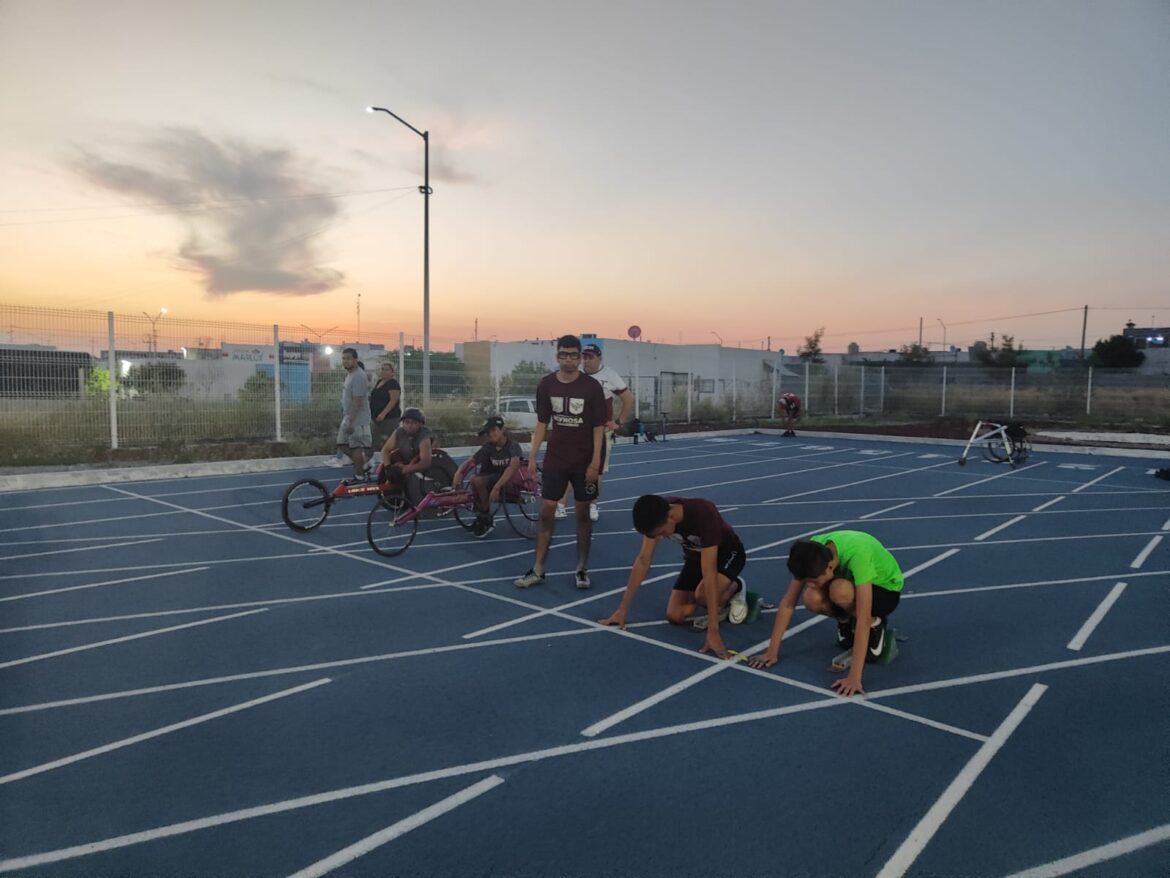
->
xmin=600 ymin=494 xmax=751 ymax=659
xmin=514 ymin=335 xmax=607 ymax=590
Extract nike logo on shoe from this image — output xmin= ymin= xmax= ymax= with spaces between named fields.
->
xmin=869 ymin=628 xmax=885 ymax=657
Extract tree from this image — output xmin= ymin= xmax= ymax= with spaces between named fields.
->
xmin=85 ymin=366 xmax=112 ymax=397
xmin=500 ymin=360 xmax=550 ymax=396
xmin=393 ymin=348 xmax=468 ymax=398
xmin=238 ymin=371 xmax=283 ymax=402
xmin=1092 ymin=335 xmax=1145 ymax=368
xmin=971 ymin=333 xmax=1021 ymax=367
xmin=124 ymin=361 xmax=185 ymax=394
xmin=798 ymin=327 xmax=825 ymax=363
xmin=994 ymin=334 xmax=1021 ymax=367
xmin=897 ymin=343 xmax=934 ymax=365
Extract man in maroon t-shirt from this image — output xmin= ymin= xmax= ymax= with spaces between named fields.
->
xmin=514 ymin=334 xmax=607 ymax=590
xmin=600 ymin=493 xmax=754 ymax=659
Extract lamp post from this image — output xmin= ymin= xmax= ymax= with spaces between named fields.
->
xmin=143 ymin=308 xmax=167 ymax=353
xmin=937 ymin=318 xmax=948 ymax=352
xmin=367 ymin=105 xmax=432 ymax=407
xmin=710 ymin=331 xmax=723 ymax=345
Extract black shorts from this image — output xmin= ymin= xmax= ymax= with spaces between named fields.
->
xmin=672 ymin=543 xmax=746 ymax=591
xmin=542 ymin=468 xmax=598 ymax=503
xmin=473 ymin=472 xmax=504 ymax=492
xmin=833 ymin=567 xmax=901 ymax=618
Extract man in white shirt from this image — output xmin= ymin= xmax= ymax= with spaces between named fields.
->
xmin=558 ymin=341 xmax=635 ymax=521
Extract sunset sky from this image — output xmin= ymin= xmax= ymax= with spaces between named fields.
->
xmin=1 ymin=0 xmax=1166 ymax=354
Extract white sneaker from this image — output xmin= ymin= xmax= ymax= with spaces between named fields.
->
xmin=728 ymin=577 xmax=748 ymax=624
xmin=555 ymin=504 xmax=567 ymax=519
xmin=588 ymin=503 xmax=600 ymax=522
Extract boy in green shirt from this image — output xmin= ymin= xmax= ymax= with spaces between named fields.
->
xmin=748 ymin=530 xmax=903 ymax=696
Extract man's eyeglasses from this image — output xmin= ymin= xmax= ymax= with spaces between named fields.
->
xmin=556 ymin=351 xmax=581 ymax=360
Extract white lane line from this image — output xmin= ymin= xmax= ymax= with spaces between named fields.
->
xmin=901 ymin=549 xmax=960 ymax=578
xmin=0 ymin=509 xmax=183 ymax=534
xmin=286 ymin=775 xmax=505 ymax=878
xmin=859 ymin=501 xmax=915 ymax=520
xmin=1031 ymin=496 xmax=1065 ymax=512
xmin=0 ymin=679 xmax=330 ymax=785
xmin=0 ymin=609 xmax=268 ymax=670
xmin=362 ymin=546 xmax=536 ymax=588
xmin=974 ymin=515 xmax=1027 ymax=542
xmin=577 ymin=550 xmax=960 ymax=741
xmin=933 ymin=462 xmax=1047 ymax=497
xmin=1131 ymin=535 xmax=1162 ymax=569
xmin=1000 ymin=822 xmax=1170 ymax=878
xmin=0 ymin=583 xmax=446 ymax=634
xmin=868 ymin=646 xmax=1169 ymax=699
xmin=765 ymin=457 xmax=946 ymax=503
xmin=875 ymin=684 xmax=1047 ymax=878
xmin=0 ymin=538 xmax=162 ymax=562
xmin=1071 ymin=465 xmax=1125 ymax=493
xmin=1163 ymin=514 xmax=1170 ymax=532
xmin=0 ymin=566 xmax=209 ymax=604
xmin=746 ymin=522 xmax=847 ymax=556
xmin=1066 ymin=583 xmax=1127 ymax=651
xmin=0 ymin=699 xmax=851 ymax=874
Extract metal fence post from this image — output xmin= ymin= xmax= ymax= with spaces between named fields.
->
xmin=107 ymin=311 xmax=119 ymax=450
xmin=804 ymin=361 xmax=810 ymax=413
xmin=941 ymin=365 xmax=948 ymax=416
xmin=1086 ymin=366 xmax=1093 ymax=415
xmin=634 ymin=350 xmax=640 ymax=417
xmin=1009 ymin=367 xmax=1016 ymax=419
xmin=879 ymin=365 xmax=885 ymax=414
xmin=771 ymin=357 xmax=778 ymax=420
xmin=731 ymin=360 xmax=737 ymax=421
xmin=687 ymin=371 xmax=692 ymax=423
xmin=273 ymin=324 xmax=283 ymax=442
xmin=859 ymin=365 xmax=865 ymax=415
xmin=833 ymin=365 xmax=839 ymax=415
xmin=398 ymin=331 xmax=406 ymax=409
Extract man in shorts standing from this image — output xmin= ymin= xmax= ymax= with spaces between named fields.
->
xmin=600 ymin=494 xmax=751 ymax=659
xmin=557 ymin=341 xmax=634 ymax=522
xmin=748 ymin=530 xmax=903 ymax=696
xmin=337 ymin=347 xmax=373 ymax=483
xmin=514 ymin=335 xmax=607 ymax=590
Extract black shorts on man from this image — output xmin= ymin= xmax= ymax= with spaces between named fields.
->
xmin=672 ymin=541 xmax=746 ymax=592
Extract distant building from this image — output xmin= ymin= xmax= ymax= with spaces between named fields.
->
xmin=1122 ymin=321 xmax=1168 ymax=349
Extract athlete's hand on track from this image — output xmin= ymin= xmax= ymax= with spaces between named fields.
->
xmin=699 ymin=634 xmax=731 ymax=660
xmin=599 ymin=609 xmax=626 ymax=629
xmin=831 ymin=675 xmax=865 ymax=697
xmin=747 ymin=653 xmax=778 ymax=669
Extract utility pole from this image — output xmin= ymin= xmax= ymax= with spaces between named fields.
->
xmin=1080 ymin=305 xmax=1088 ymax=358
xmin=918 ymin=317 xmax=923 ymax=348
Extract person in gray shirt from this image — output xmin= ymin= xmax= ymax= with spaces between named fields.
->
xmin=336 ymin=347 xmax=373 ymax=483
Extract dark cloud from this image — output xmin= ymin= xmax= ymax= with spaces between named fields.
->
xmin=71 ymin=129 xmax=345 ymax=297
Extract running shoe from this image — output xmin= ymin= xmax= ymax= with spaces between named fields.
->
xmin=866 ymin=618 xmax=888 ymax=662
xmin=728 ymin=577 xmax=749 ymax=624
xmin=692 ymin=606 xmax=730 ymax=630
xmin=575 ymin=569 xmax=591 ymax=589
xmin=514 ymin=568 xmax=546 ymax=589
xmin=836 ymin=617 xmax=855 ymax=647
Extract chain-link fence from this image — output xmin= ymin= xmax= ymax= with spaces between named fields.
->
xmin=2 ymin=303 xmax=1166 ymax=464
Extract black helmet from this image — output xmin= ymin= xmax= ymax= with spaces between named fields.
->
xmin=401 ymin=407 xmax=425 ymax=424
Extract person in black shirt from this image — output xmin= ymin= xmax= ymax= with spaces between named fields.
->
xmin=454 ymin=416 xmax=523 ymax=538
xmin=369 ymin=363 xmax=403 ymax=450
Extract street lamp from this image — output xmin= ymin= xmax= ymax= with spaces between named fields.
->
xmin=937 ymin=318 xmax=947 ymax=352
xmin=143 ymin=307 xmax=167 ymax=353
xmin=367 ymin=104 xmax=432 ymax=406
xmin=710 ymin=331 xmax=724 ymax=345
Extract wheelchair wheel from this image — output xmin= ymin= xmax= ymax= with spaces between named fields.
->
xmin=983 ymin=437 xmax=1010 ymax=463
xmin=282 ymin=479 xmax=332 ymax=531
xmin=504 ymin=483 xmax=542 ymax=539
xmin=452 ymin=499 xmax=478 ymax=531
xmin=366 ymin=495 xmax=418 ymax=557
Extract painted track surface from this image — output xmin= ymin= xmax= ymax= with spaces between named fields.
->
xmin=1 ymin=434 xmax=1168 ymax=877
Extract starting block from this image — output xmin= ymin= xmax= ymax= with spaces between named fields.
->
xmin=830 ymin=628 xmax=900 ymax=671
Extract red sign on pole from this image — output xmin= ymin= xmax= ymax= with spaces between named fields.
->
xmin=627 ymin=325 xmax=641 ymax=340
